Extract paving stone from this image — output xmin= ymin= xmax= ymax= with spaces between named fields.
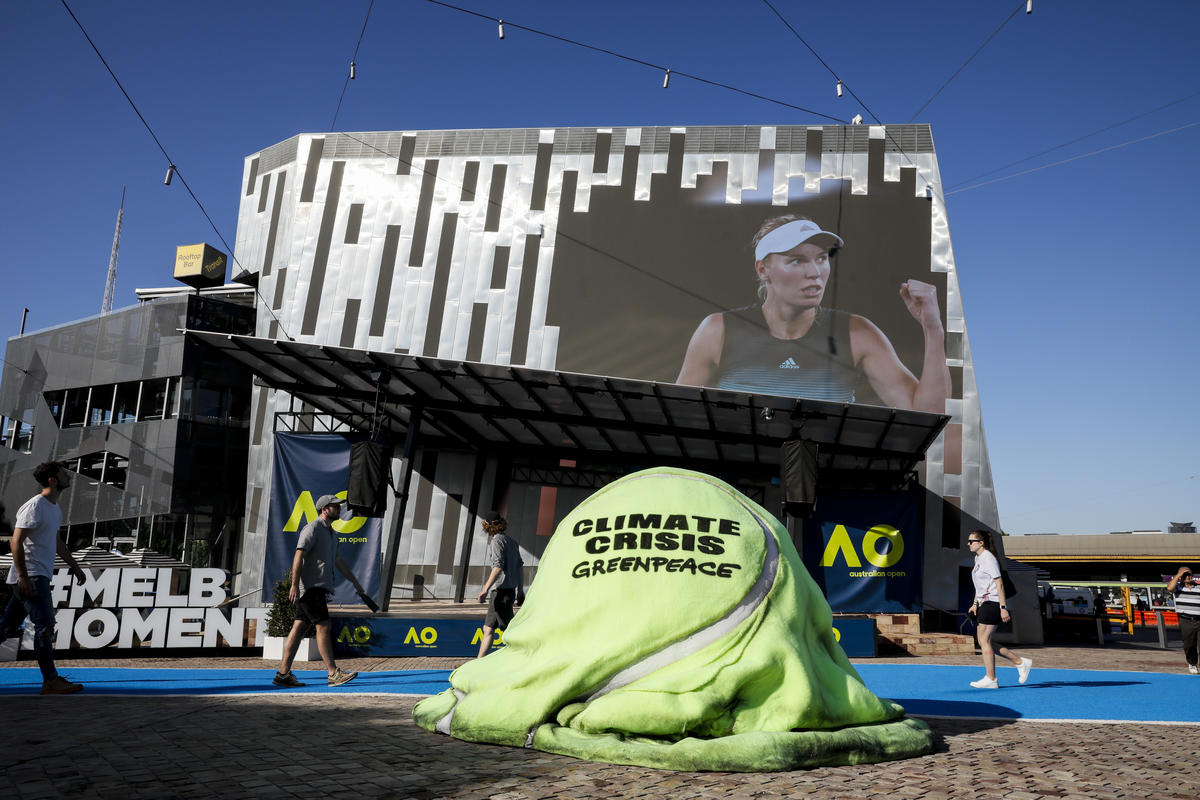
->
xmin=4 ymin=645 xmax=1200 ymax=798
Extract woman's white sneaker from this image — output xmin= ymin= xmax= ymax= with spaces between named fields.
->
xmin=1018 ymin=657 xmax=1033 ymax=684
xmin=970 ymin=676 xmax=998 ymax=689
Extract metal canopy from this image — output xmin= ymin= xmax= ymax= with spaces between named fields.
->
xmin=187 ymin=331 xmax=948 ymax=483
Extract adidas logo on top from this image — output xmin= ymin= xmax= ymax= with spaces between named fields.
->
xmin=778 ymin=357 xmax=800 ymax=369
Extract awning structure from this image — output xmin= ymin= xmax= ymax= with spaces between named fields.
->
xmin=188 ymin=331 xmax=948 ymax=486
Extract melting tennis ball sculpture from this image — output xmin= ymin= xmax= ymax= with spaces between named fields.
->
xmin=414 ymin=467 xmax=933 ymax=771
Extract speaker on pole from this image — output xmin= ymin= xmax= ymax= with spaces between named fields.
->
xmin=781 ymin=440 xmax=818 ymax=518
xmin=348 ymin=441 xmax=392 ymax=517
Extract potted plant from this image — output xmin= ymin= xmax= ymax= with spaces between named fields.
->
xmin=261 ymin=574 xmax=320 ymax=661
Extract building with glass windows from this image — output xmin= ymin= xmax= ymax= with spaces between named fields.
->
xmin=0 ymin=288 xmax=255 ymax=573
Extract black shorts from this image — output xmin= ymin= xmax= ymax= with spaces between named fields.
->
xmin=297 ymin=588 xmax=331 ymax=627
xmin=484 ymin=588 xmax=516 ymax=631
xmin=977 ymin=600 xmax=1002 ymax=625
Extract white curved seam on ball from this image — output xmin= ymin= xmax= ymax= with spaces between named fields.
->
xmin=582 ymin=472 xmax=779 ymax=702
xmin=435 ymin=688 xmax=465 ymax=734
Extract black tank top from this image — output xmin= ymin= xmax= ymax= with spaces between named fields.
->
xmin=714 ymin=305 xmax=859 ymax=400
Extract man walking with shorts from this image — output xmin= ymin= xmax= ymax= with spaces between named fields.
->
xmin=273 ymin=494 xmax=367 ymax=688
xmin=476 ymin=511 xmax=523 ymax=658
xmin=1 ymin=462 xmax=88 ymax=694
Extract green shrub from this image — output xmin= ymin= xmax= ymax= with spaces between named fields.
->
xmin=265 ymin=574 xmax=311 ymax=638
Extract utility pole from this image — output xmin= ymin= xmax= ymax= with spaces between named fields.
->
xmin=101 ymin=187 xmax=125 ymax=315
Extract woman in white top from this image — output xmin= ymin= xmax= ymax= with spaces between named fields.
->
xmin=967 ymin=530 xmax=1032 ymax=688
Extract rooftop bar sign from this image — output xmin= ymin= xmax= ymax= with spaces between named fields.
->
xmin=7 ymin=567 xmax=268 ymax=650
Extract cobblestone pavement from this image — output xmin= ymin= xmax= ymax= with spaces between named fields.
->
xmin=4 ymin=643 xmax=1199 ymax=799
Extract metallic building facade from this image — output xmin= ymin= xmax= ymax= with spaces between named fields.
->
xmin=0 ymin=293 xmax=255 ymax=570
xmin=233 ymin=125 xmax=1000 ymax=616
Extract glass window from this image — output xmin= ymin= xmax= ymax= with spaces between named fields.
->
xmin=103 ymin=452 xmax=128 ymax=490
xmin=89 ymin=384 xmax=116 ymax=427
xmin=192 ymin=383 xmax=228 ymax=424
xmin=62 ymin=388 xmax=89 ymax=428
xmin=227 ymin=385 xmax=251 ymax=427
xmin=12 ymin=421 xmax=34 ymax=454
xmin=44 ymin=390 xmax=65 ymax=426
xmin=139 ymin=379 xmax=169 ymax=421
xmin=113 ymin=382 xmax=139 ymax=424
xmin=78 ymin=452 xmax=105 ymax=483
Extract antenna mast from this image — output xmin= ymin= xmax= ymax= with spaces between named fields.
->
xmin=101 ymin=187 xmax=125 ymax=315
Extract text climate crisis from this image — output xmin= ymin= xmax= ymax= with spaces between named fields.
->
xmin=570 ymin=513 xmax=747 ymax=580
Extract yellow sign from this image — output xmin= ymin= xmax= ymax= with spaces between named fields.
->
xmin=174 ymin=243 xmax=227 ymax=289
xmin=282 ymin=491 xmax=367 ymax=534
xmin=821 ymin=524 xmax=906 ymax=569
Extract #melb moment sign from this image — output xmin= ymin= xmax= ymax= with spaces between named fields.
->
xmin=9 ymin=567 xmax=267 ymax=651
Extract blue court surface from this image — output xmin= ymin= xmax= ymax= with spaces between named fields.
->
xmin=2 ymin=663 xmax=1197 ymax=724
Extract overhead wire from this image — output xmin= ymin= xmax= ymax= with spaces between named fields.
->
xmin=758 ymin=0 xmax=883 ymax=126
xmin=422 ymin=0 xmax=846 ymax=123
xmin=1003 ymin=474 xmax=1196 ymax=522
xmin=948 ymin=90 xmax=1200 ymax=189
xmin=330 ymin=0 xmax=376 ymax=131
xmin=945 ymin=121 xmax=1200 ymax=195
xmin=59 ymin=0 xmax=294 ymax=340
xmin=908 ymin=0 xmax=1027 ymax=122
xmin=757 ymin=0 xmax=933 ymax=197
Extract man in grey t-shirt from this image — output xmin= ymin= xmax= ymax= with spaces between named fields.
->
xmin=272 ymin=494 xmax=368 ymax=688
xmin=1 ymin=461 xmax=87 ymax=694
xmin=475 ymin=511 xmax=523 ymax=658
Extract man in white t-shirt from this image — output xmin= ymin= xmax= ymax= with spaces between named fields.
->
xmin=1 ymin=461 xmax=87 ymax=694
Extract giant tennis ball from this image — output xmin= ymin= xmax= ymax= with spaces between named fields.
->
xmin=413 ymin=467 xmax=932 ymax=771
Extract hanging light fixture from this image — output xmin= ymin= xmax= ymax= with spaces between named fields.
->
xmin=662 ymin=69 xmax=671 ymax=89
xmin=836 ymin=80 xmax=843 ymax=98
xmin=498 ymin=19 xmax=505 ymax=39
xmin=349 ymin=60 xmax=356 ymax=79
xmin=164 ymin=164 xmax=176 ymax=186
xmin=1026 ymin=0 xmax=1033 ymax=13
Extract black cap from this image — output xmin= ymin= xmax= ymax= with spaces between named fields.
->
xmin=484 ymin=510 xmax=504 ymax=523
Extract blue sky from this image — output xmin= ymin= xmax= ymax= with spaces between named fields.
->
xmin=2 ymin=1 xmax=1197 ymax=534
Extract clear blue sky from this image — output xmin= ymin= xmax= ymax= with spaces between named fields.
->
xmin=2 ymin=1 xmax=1197 ymax=534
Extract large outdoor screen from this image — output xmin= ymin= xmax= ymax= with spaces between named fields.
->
xmin=546 ymin=146 xmax=948 ymax=414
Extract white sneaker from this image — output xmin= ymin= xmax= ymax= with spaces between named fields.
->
xmin=970 ymin=676 xmax=998 ymax=689
xmin=1189 ymin=665 xmax=1198 ymax=675
xmin=1018 ymin=657 xmax=1033 ymax=684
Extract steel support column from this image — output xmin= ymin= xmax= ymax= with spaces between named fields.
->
xmin=454 ymin=451 xmax=490 ymax=603
xmin=379 ymin=402 xmax=422 ymax=612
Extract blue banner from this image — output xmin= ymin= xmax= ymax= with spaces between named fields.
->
xmin=831 ymin=617 xmax=876 ymax=657
xmin=801 ymin=492 xmax=922 ymax=613
xmin=332 ymin=616 xmax=501 ymax=658
xmin=265 ymin=433 xmax=382 ymax=605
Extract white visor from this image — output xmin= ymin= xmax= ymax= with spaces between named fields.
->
xmin=754 ymin=220 xmax=844 ymax=261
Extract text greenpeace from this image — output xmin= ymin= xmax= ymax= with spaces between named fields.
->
xmin=16 ymin=567 xmax=268 ymax=650
xmin=570 ymin=512 xmax=744 ymax=581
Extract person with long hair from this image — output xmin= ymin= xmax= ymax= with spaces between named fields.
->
xmin=676 ymin=213 xmax=950 ymax=412
xmin=967 ymin=529 xmax=1032 ymax=688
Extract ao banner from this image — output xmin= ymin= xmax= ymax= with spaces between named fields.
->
xmin=265 ymin=433 xmax=382 ymax=605
xmin=801 ymin=492 xmax=922 ymax=613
